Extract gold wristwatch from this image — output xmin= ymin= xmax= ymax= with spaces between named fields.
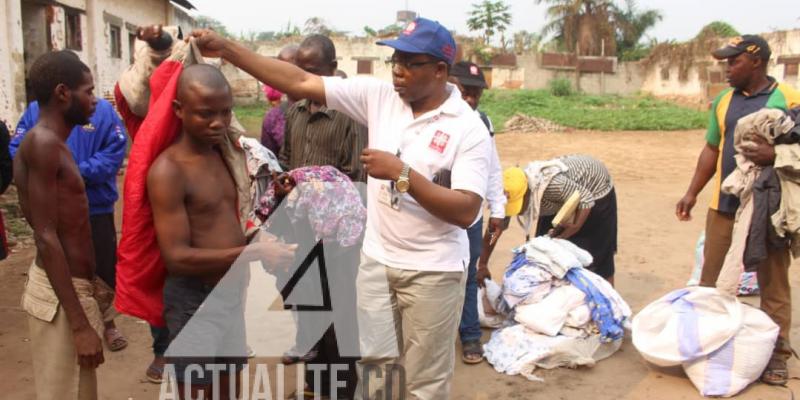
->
xmin=396 ymin=163 xmax=411 ymax=193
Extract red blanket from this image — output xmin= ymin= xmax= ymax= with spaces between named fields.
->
xmin=114 ymin=60 xmax=184 ymax=327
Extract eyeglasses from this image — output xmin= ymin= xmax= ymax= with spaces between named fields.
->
xmin=387 ymin=58 xmax=441 ymax=70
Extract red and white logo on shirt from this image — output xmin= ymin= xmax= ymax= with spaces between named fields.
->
xmin=429 ymin=130 xmax=450 ymax=153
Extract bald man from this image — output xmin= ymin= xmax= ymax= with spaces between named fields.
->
xmin=148 ymin=64 xmax=295 ymax=397
xmin=261 ymin=44 xmax=299 ymax=154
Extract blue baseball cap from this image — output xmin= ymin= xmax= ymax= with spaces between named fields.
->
xmin=377 ymin=18 xmax=457 ymax=65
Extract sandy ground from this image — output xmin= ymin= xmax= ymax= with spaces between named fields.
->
xmin=1 ymin=129 xmax=799 ymax=399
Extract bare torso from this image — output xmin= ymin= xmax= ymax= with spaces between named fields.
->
xmin=14 ymin=128 xmax=95 ymax=279
xmin=159 ymin=145 xmax=244 ymax=283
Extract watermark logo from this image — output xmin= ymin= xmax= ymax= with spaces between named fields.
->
xmin=157 ymin=181 xmax=405 ymax=399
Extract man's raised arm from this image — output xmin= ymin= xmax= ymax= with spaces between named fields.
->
xmin=191 ymin=29 xmax=326 ymax=105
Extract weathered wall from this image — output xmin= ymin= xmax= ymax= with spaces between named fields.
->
xmin=578 ymin=61 xmax=644 ymax=96
xmin=220 ymin=37 xmax=398 ymax=104
xmin=517 ymin=53 xmax=643 ymax=95
xmin=1 ymin=0 xmax=25 ymax=125
xmin=641 ymin=29 xmax=800 ymax=102
xmin=89 ymin=0 xmax=168 ymax=100
xmin=0 ymin=0 xmax=193 ymax=125
xmin=487 ymin=66 xmax=524 ymax=89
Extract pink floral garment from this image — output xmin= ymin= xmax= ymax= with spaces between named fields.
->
xmin=258 ymin=166 xmax=366 ymax=247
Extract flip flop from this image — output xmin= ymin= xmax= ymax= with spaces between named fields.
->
xmin=281 ymin=349 xmax=318 ymax=365
xmin=462 ymin=341 xmax=484 ymax=364
xmin=146 ymin=362 xmax=164 ymax=384
xmin=761 ymin=357 xmax=788 ymax=386
xmin=104 ymin=327 xmax=128 ymax=352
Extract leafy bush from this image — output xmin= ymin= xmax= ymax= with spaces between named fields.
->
xmin=548 ymin=78 xmax=574 ymax=97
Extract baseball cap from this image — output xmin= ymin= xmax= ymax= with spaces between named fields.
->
xmin=712 ymin=35 xmax=772 ymax=61
xmin=377 ymin=18 xmax=457 ymax=65
xmin=503 ymin=167 xmax=528 ymax=217
xmin=450 ymin=61 xmax=487 ymax=88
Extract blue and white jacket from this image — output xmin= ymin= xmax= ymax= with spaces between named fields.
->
xmin=10 ymin=99 xmax=127 ymax=215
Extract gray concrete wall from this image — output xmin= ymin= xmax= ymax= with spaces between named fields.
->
xmin=518 ymin=52 xmax=644 ymax=95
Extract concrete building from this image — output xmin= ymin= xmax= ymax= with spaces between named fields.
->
xmin=0 ymin=0 xmax=196 ymax=125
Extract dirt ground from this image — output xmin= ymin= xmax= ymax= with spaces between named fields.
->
xmin=1 ymin=129 xmax=799 ymax=400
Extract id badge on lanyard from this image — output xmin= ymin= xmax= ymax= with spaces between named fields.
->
xmin=378 ymin=149 xmax=403 ymax=211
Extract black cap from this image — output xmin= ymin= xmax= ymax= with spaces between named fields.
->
xmin=449 ymin=61 xmax=487 ymax=88
xmin=712 ymin=35 xmax=772 ymax=61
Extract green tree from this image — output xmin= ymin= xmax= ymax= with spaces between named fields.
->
xmin=195 ymin=15 xmax=231 ymax=37
xmin=467 ymin=0 xmax=513 ymax=46
xmin=513 ymin=30 xmax=543 ymax=53
xmin=696 ymin=21 xmax=740 ymax=38
xmin=612 ymin=0 xmax=662 ymax=60
xmin=537 ymin=0 xmax=617 ymax=56
xmin=363 ymin=26 xmax=378 ymax=37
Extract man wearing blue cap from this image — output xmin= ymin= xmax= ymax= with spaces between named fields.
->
xmin=192 ymin=17 xmax=491 ymax=399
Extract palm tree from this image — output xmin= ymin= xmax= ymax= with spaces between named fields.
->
xmin=612 ymin=0 xmax=663 ymax=58
xmin=537 ymin=0 xmax=616 ymax=56
xmin=467 ymin=0 xmax=513 ymax=46
xmin=513 ymin=30 xmax=543 ymax=53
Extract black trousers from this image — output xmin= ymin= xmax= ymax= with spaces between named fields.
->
xmin=302 ymin=243 xmax=360 ymax=399
xmin=90 ymin=213 xmax=117 ymax=289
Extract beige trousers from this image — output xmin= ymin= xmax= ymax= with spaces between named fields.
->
xmin=22 ymin=263 xmax=106 ymax=400
xmin=355 ymin=253 xmax=466 ymax=400
xmin=701 ymin=209 xmax=793 ymax=360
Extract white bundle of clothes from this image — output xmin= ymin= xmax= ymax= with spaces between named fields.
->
xmin=632 ymin=287 xmax=779 ymax=397
xmin=483 ymin=236 xmax=631 ymax=381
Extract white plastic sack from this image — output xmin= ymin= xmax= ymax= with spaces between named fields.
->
xmin=478 ymin=279 xmax=506 ymax=328
xmin=632 ymin=287 xmax=743 ymax=367
xmin=484 ymin=324 xmax=622 ymax=381
xmin=683 ymin=305 xmax=779 ymax=397
xmin=515 ymin=285 xmax=586 ymax=336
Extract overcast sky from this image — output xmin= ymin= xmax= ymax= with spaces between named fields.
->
xmin=186 ymin=0 xmax=800 ymax=43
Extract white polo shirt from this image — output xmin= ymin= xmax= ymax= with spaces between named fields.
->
xmin=323 ymin=76 xmax=491 ymax=272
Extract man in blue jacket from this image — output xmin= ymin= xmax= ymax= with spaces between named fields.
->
xmin=11 ymin=98 xmax=129 ymax=352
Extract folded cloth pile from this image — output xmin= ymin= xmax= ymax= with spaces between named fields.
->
xmin=484 ymin=236 xmax=631 ymax=380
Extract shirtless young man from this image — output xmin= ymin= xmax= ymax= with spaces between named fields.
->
xmin=147 ymin=64 xmax=295 ymax=398
xmin=16 ymin=50 xmax=104 ymax=400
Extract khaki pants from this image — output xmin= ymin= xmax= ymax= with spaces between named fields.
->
xmin=700 ymin=209 xmax=793 ymax=359
xmin=355 ymin=253 xmax=466 ymax=400
xmin=22 ymin=263 xmax=106 ymax=400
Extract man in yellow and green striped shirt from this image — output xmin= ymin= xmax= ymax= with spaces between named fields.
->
xmin=676 ymin=34 xmax=800 ymax=386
